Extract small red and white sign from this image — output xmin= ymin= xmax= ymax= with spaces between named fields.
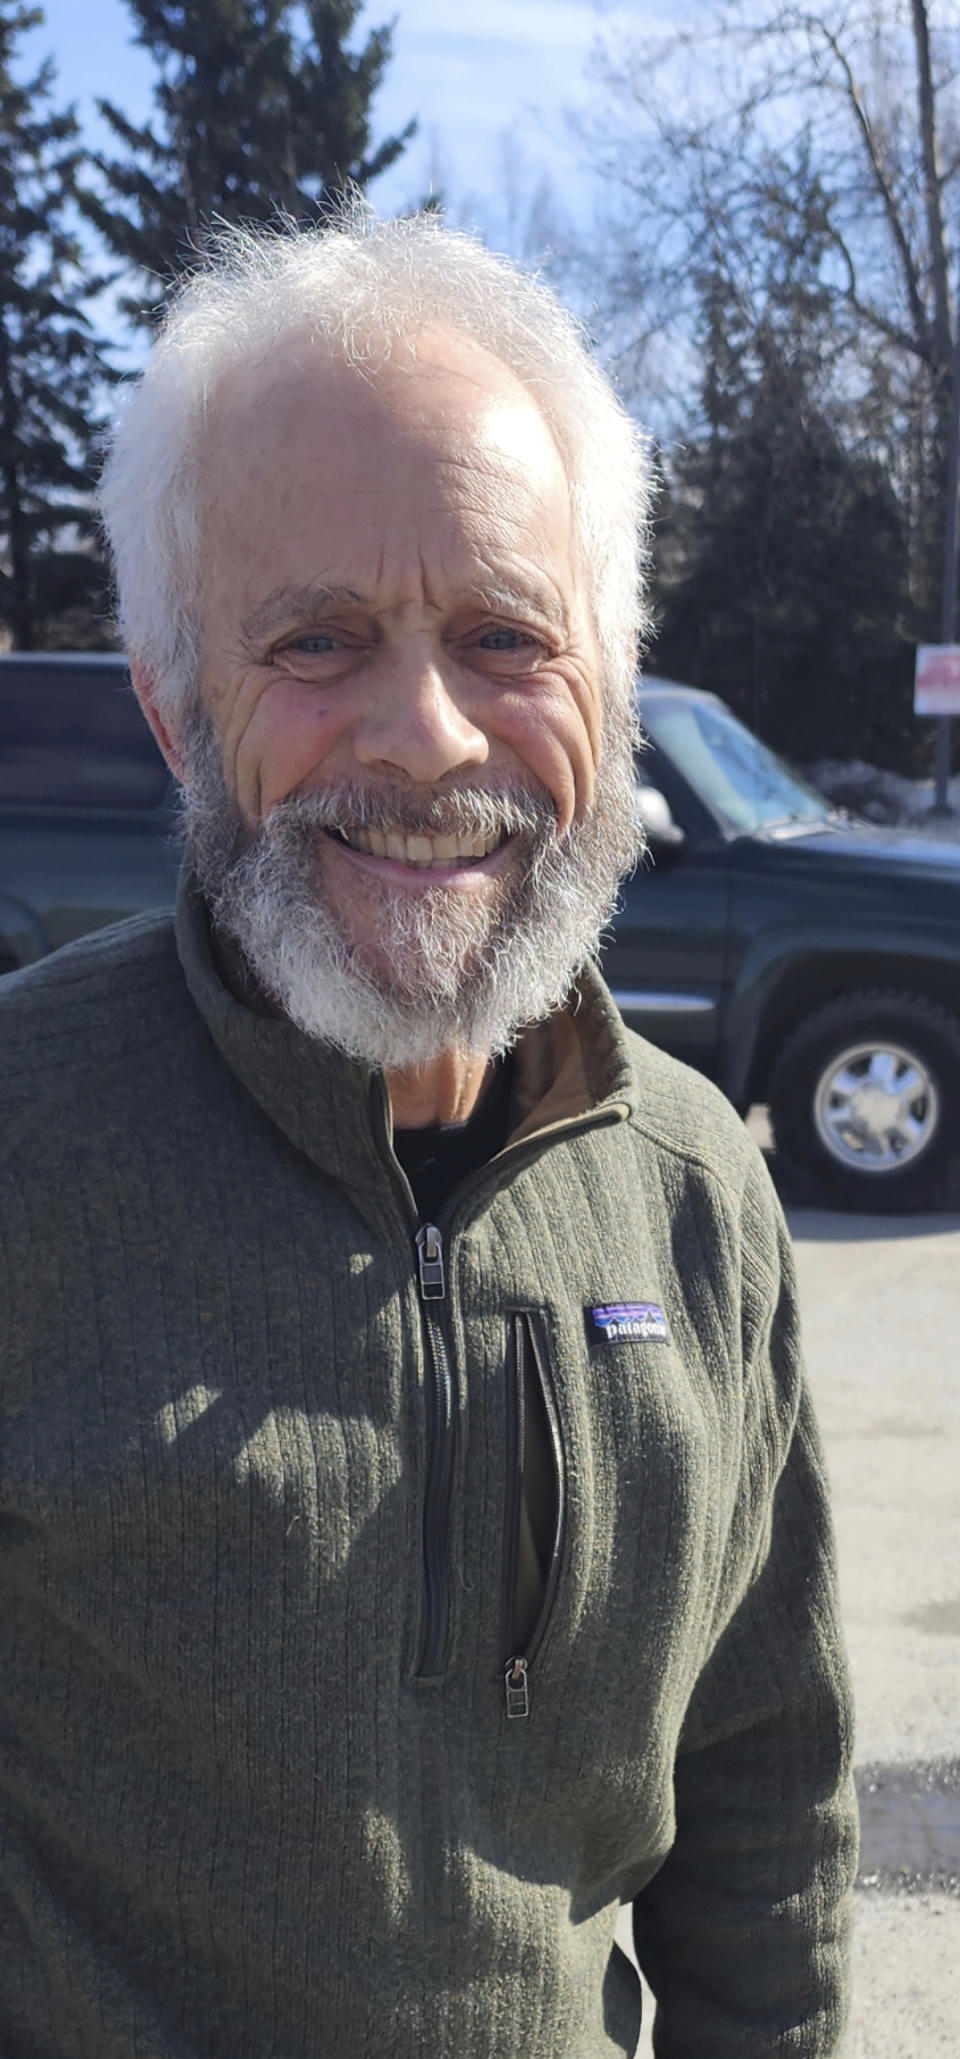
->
xmin=914 ymin=644 xmax=960 ymax=713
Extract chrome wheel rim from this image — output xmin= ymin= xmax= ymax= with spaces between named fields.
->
xmin=813 ymin=1039 xmax=939 ymax=1174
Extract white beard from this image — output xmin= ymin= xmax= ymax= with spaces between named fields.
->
xmin=179 ymin=704 xmax=643 ymax=1072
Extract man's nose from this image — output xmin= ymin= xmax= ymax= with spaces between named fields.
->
xmin=351 ymin=656 xmax=489 ymax=784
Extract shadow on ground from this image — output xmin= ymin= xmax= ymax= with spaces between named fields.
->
xmin=746 ymin=1109 xmax=960 ymax=1239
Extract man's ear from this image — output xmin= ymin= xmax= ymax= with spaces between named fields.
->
xmin=129 ymin=657 xmax=189 ymax=782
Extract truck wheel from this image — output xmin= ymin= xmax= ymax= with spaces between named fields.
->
xmin=768 ymin=990 xmax=960 ymax=1212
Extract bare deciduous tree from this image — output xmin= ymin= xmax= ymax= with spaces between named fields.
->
xmin=575 ymin=0 xmax=959 ymax=613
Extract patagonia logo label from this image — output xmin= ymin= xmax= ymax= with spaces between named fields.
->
xmin=590 ymin=1302 xmax=668 ymax=1343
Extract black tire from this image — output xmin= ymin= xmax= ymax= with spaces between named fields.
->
xmin=768 ymin=988 xmax=960 ymax=1213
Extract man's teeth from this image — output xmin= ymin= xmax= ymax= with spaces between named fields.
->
xmin=337 ymin=827 xmax=502 ymax=866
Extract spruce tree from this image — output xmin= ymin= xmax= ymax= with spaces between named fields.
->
xmin=81 ymin=0 xmax=415 ymax=324
xmin=0 ymin=1 xmax=117 ymax=649
xmin=653 ymin=161 xmax=916 ymax=770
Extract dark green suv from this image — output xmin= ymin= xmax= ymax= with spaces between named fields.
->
xmin=3 ymin=654 xmax=960 ymax=1213
xmin=0 ymin=653 xmax=179 ymax=970
xmin=608 ymin=681 xmax=960 ymax=1212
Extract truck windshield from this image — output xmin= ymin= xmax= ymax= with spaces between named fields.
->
xmin=641 ymin=692 xmax=833 ymax=834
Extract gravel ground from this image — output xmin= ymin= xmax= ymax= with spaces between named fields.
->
xmin=846 ymin=1891 xmax=960 ymax=2058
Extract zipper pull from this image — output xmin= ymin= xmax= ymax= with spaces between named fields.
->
xmin=415 ymin=1223 xmax=445 ymax=1301
xmin=504 ymin=1656 xmax=529 ymax=1719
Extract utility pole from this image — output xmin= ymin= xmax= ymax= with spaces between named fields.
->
xmin=932 ymin=322 xmax=960 ymax=813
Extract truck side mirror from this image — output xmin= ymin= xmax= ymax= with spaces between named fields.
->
xmin=634 ymin=784 xmax=686 ymax=852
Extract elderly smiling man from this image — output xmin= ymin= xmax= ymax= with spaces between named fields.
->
xmin=0 ymin=213 xmax=856 ymax=2057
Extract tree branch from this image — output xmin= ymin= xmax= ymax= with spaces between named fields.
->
xmin=825 ymin=218 xmax=931 ymax=362
xmin=801 ymin=11 xmax=932 ymax=361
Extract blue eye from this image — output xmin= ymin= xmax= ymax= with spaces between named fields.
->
xmin=291 ymin=632 xmax=338 ymax=654
xmin=478 ymin=627 xmax=534 ymax=650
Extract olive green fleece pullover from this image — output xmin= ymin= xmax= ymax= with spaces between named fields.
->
xmin=0 ymin=872 xmax=857 ymax=2058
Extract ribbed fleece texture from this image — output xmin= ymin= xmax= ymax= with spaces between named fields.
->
xmin=0 ymin=872 xmax=858 ymax=2059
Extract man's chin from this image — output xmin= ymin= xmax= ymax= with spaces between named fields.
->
xmin=338 ymin=938 xmax=492 ymax=1013
xmin=320 ymin=875 xmax=510 ymax=996
xmin=255 ymin=878 xmax=525 ymax=1063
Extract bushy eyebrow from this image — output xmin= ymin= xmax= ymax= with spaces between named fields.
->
xmin=240 ymin=575 xmax=569 ymax=646
xmin=456 ymin=583 xmax=569 ymax=633
xmin=240 ymin=582 xmax=367 ymax=646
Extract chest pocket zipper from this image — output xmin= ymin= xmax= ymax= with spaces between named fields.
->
xmin=501 ymin=1312 xmax=566 ymax=1719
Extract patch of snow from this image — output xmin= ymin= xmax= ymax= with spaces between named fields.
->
xmin=805 ymin=760 xmax=960 ymax=842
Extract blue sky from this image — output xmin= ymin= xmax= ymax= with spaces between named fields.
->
xmin=21 ymin=0 xmax=679 ymax=244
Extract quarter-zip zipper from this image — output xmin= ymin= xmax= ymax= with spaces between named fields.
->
xmin=370 ymin=1074 xmax=624 ymax=1693
xmin=501 ymin=1311 xmax=567 ymax=1719
xmin=414 ymin=1224 xmax=456 ymax=1677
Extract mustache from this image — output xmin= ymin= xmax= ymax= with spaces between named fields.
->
xmin=265 ymin=778 xmax=560 ymax=845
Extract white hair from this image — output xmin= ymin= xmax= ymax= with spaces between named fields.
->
xmin=98 ymin=203 xmax=653 ymax=725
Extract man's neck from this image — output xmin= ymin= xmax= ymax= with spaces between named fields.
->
xmin=387 ymin=1051 xmax=494 ymax=1130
